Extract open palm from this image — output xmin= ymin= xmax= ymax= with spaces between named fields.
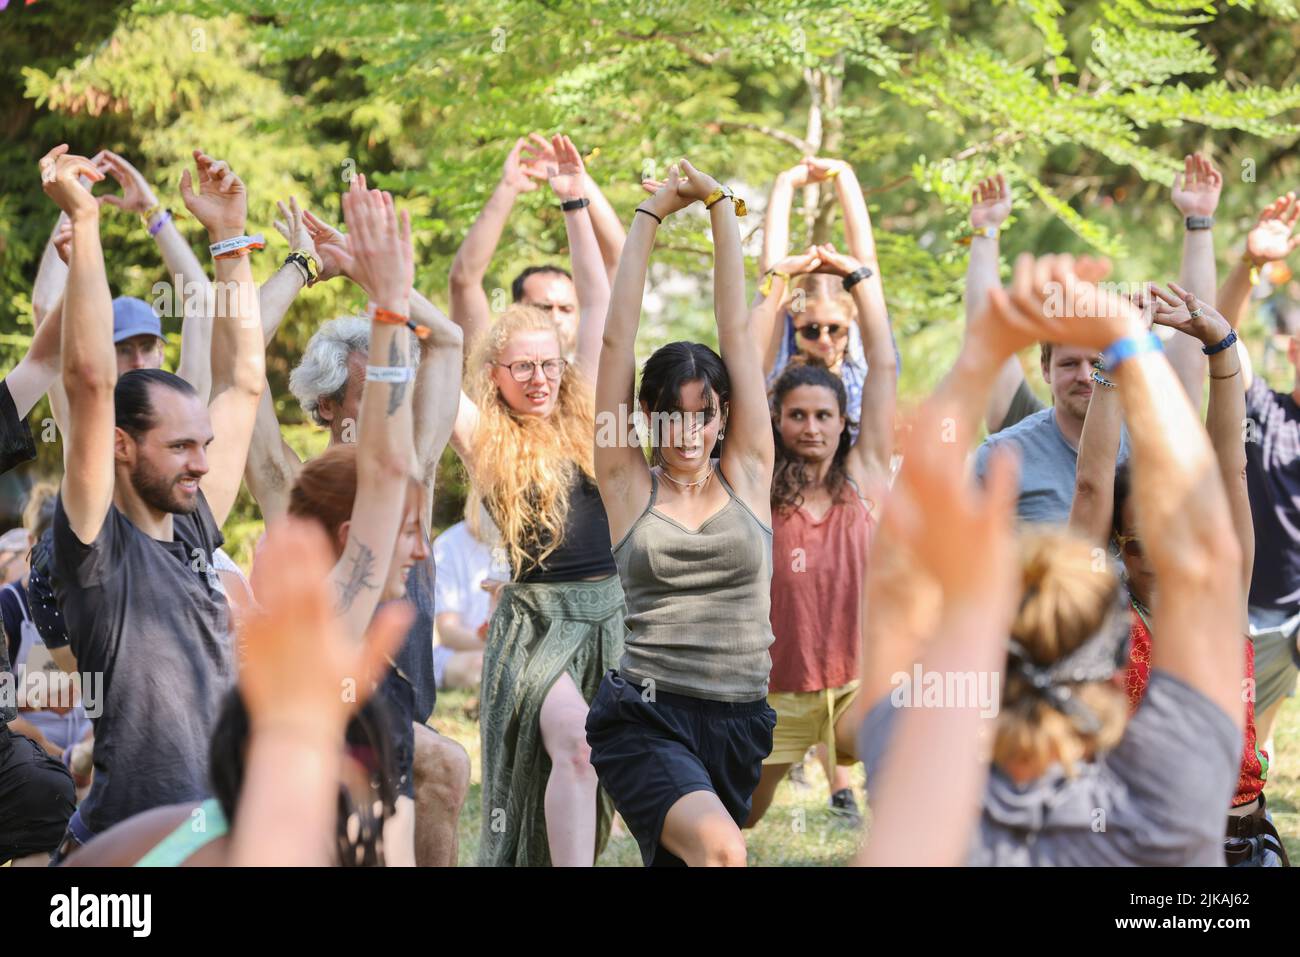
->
xmin=1246 ymin=193 xmax=1300 ymax=264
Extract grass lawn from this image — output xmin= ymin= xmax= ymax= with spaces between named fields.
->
xmin=430 ymin=688 xmax=1300 ymax=866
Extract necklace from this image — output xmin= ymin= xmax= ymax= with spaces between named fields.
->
xmin=659 ymin=465 xmax=714 ymax=489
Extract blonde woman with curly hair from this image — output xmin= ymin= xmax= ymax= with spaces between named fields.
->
xmin=448 ymin=143 xmax=619 ymax=866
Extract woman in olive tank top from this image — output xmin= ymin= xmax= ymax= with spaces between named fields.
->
xmin=586 ymin=160 xmax=778 ymax=867
xmin=743 ymin=238 xmax=897 ymax=830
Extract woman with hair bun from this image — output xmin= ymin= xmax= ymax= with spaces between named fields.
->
xmin=858 ymin=256 xmax=1246 ymax=866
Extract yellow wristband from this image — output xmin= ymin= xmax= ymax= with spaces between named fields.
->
xmin=704 ymin=188 xmax=747 ymax=217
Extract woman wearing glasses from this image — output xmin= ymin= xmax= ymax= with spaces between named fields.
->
xmin=751 ymin=157 xmax=893 ymax=427
xmin=1068 ymin=284 xmax=1282 ymax=865
xmin=448 ymin=139 xmax=622 ymax=867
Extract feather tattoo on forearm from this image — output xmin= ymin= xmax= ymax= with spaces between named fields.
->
xmin=336 ymin=539 xmax=377 ymax=612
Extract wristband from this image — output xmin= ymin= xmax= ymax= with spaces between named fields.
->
xmin=971 ymin=225 xmax=999 ymax=241
xmin=147 ymin=209 xmax=172 ymax=238
xmin=1100 ymin=331 xmax=1163 ymax=370
xmin=842 ymin=266 xmax=874 ymax=291
xmin=372 ymin=305 xmax=429 ymax=341
xmin=560 ymin=197 xmax=590 ymax=211
xmin=1241 ymin=251 xmax=1263 ymax=286
xmin=365 ymin=365 xmax=415 ymax=383
xmin=1090 ymin=369 xmax=1116 ymax=390
xmin=1202 ymin=329 xmax=1238 ymax=356
xmin=209 ymin=233 xmax=265 ymax=260
xmin=285 ymin=252 xmax=312 ymax=285
xmin=704 ymin=187 xmax=747 ymax=216
xmin=759 ymin=270 xmax=790 ymax=297
xmin=635 ymin=207 xmax=663 ymax=224
xmin=1185 ymin=215 xmax=1214 ymax=231
xmin=141 ymin=202 xmax=163 ymax=223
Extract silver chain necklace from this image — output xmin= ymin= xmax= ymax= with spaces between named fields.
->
xmin=658 ymin=465 xmax=714 ymax=489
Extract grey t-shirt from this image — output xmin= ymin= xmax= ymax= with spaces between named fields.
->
xmin=974 ymin=400 xmax=1130 ymax=526
xmin=859 ymin=669 xmax=1240 ymax=866
xmin=51 ymin=491 xmax=235 ymax=834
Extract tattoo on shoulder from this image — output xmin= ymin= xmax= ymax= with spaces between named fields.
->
xmin=386 ymin=335 xmax=409 ymax=417
xmin=336 ymin=539 xmax=378 ymax=612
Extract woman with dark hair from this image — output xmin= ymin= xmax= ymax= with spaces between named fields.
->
xmin=1069 ymin=283 xmax=1285 ymax=866
xmin=586 ymin=161 xmax=777 ymax=867
xmin=743 ymin=241 xmax=896 ymax=829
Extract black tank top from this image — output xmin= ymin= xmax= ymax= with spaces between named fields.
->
xmin=506 ymin=472 xmax=616 ymax=584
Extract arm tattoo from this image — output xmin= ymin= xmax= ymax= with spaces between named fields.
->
xmin=386 ymin=334 xmax=409 ymax=417
xmin=336 ymin=539 xmax=378 ymax=613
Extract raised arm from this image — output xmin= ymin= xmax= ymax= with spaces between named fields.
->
xmin=1166 ymin=153 xmax=1222 ymax=403
xmin=582 ymin=169 xmax=627 ymax=287
xmin=759 ymin=162 xmax=807 ymax=276
xmin=690 ymin=163 xmax=774 ymax=514
xmin=546 ymin=134 xmax=609 ymax=380
xmin=5 ymin=287 xmax=65 ymax=420
xmin=963 ymin=175 xmax=1021 ymax=433
xmin=1004 ymin=256 xmax=1245 ymax=725
xmin=1151 ymin=283 xmax=1253 ymax=601
xmin=409 ymin=291 xmax=464 ymax=532
xmin=33 ymin=214 xmax=77 ymax=434
xmin=328 ymin=178 xmax=418 ymax=643
xmin=1218 ymin=193 xmax=1300 ymax=391
xmin=180 ymin=150 xmax=266 ymax=528
xmin=447 ymin=138 xmax=541 ymax=349
xmin=1066 ymin=371 xmax=1122 ymax=546
xmin=748 ymin=248 xmax=823 ymax=373
xmin=591 ymin=189 xmax=663 ymax=542
xmin=814 ymin=243 xmax=896 ymax=485
xmin=97 ymin=150 xmax=216 ymax=403
xmin=856 ymin=399 xmax=1019 ymax=867
xmin=42 ymin=146 xmax=115 ymax=545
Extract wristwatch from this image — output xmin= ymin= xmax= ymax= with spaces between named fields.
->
xmin=285 ymin=251 xmax=316 ymax=285
xmin=1185 ymin=215 xmax=1215 ymax=231
xmin=560 ymin=197 xmax=590 ymax=211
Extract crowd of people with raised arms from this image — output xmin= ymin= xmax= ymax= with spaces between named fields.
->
xmin=0 ymin=132 xmax=1295 ymax=868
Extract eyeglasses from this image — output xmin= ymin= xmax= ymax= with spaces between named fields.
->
xmin=496 ymin=358 xmax=567 ymax=382
xmin=796 ymin=322 xmax=849 ymax=343
xmin=1114 ymin=533 xmax=1143 ymax=559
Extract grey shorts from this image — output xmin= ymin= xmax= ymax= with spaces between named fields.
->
xmin=1248 ymin=607 xmax=1300 ymax=715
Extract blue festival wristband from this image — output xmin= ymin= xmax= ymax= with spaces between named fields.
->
xmin=1202 ymin=329 xmax=1238 ymax=356
xmin=1100 ymin=332 xmax=1163 ymax=370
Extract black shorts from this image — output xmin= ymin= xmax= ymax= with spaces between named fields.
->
xmin=376 ymin=669 xmax=416 ymax=800
xmin=0 ymin=728 xmax=75 ymax=862
xmin=585 ymin=670 xmax=775 ymax=867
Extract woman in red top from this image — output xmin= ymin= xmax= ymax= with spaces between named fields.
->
xmin=743 ymin=243 xmax=896 ymax=829
xmin=1071 ymin=283 xmax=1285 ymax=866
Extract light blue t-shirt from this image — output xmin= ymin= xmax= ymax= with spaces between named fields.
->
xmin=974 ymin=406 xmax=1130 ymax=526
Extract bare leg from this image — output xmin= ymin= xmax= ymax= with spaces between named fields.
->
xmin=539 ymin=672 xmax=599 ymax=866
xmin=661 ymin=790 xmax=748 ymax=866
xmin=412 ymin=724 xmax=470 ymax=867
xmin=743 ymin=762 xmax=792 ymax=828
xmin=384 ymin=796 xmax=417 ymax=867
xmin=1256 ymin=697 xmax=1287 ymax=773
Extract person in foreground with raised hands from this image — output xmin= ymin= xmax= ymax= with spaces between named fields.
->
xmin=586 ymin=160 xmax=777 ymax=867
xmin=45 ymin=145 xmax=265 ymax=862
xmin=858 ymin=255 xmax=1245 ymax=865
xmin=855 ymin=399 xmax=1020 ymax=866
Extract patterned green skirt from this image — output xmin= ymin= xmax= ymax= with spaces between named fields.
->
xmin=476 ymin=574 xmax=626 ymax=866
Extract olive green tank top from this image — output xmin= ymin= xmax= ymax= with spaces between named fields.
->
xmin=613 ymin=468 xmax=774 ymax=702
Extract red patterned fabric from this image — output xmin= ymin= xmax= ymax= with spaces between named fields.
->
xmin=1123 ymin=608 xmax=1266 ymax=806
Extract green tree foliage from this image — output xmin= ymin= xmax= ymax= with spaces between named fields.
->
xmin=3 ymin=0 xmax=1300 ymax=543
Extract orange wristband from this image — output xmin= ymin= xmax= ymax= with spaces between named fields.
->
xmin=373 ymin=306 xmax=429 ymax=340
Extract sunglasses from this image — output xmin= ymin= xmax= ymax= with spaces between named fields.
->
xmin=496 ymin=358 xmax=567 ymax=383
xmin=796 ymin=322 xmax=849 ymax=343
xmin=1114 ymin=533 xmax=1143 ymax=559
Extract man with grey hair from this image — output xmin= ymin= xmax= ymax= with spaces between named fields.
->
xmin=246 ymin=198 xmax=471 ymax=867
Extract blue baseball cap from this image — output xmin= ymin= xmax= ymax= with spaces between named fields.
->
xmin=112 ymin=297 xmax=163 ymax=344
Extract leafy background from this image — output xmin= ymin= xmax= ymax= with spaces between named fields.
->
xmin=3 ymin=0 xmax=1300 ymax=558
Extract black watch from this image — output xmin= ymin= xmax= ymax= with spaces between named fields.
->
xmin=842 ymin=266 xmax=874 ymax=291
xmin=560 ymin=197 xmax=591 ymax=211
xmin=1185 ymin=215 xmax=1215 ymax=231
